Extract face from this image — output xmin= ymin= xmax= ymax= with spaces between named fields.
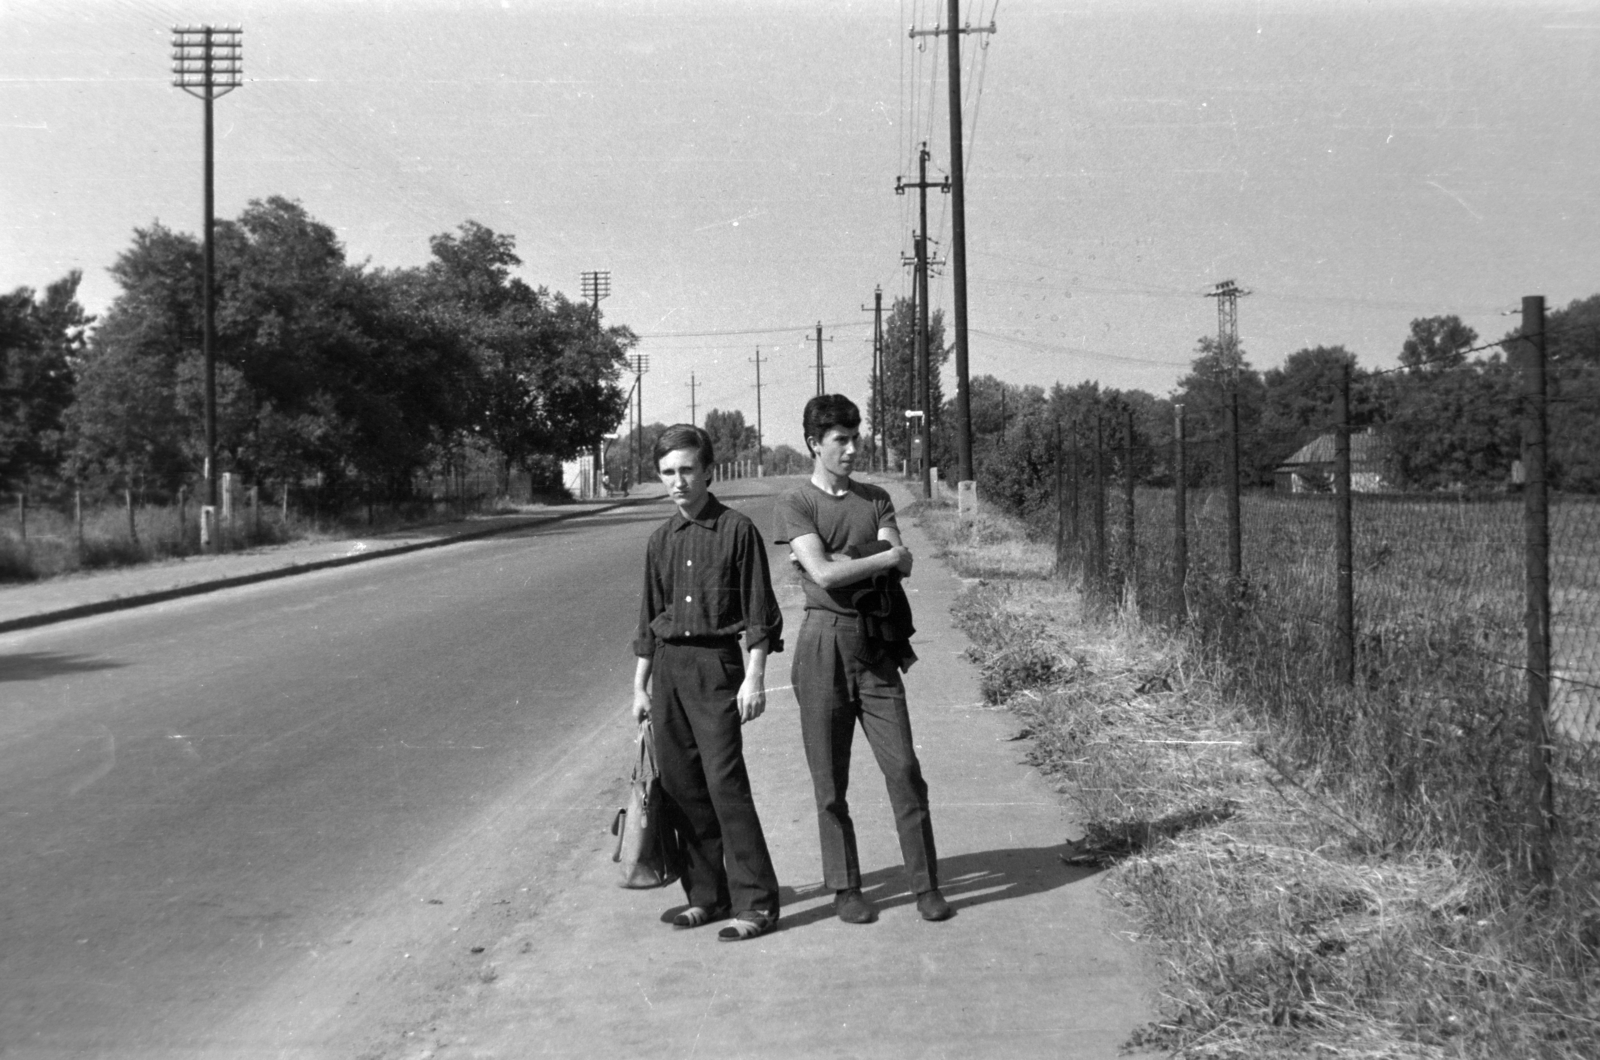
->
xmin=811 ymin=426 xmax=859 ymax=478
xmin=658 ymin=447 xmax=710 ymax=514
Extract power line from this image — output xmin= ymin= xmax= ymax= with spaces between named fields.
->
xmin=635 ymin=320 xmax=867 ymax=340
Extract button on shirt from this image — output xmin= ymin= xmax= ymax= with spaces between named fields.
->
xmin=633 ymin=494 xmax=785 ymax=657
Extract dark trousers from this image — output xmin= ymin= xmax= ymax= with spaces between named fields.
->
xmin=650 ymin=640 xmax=780 ymax=917
xmin=792 ymin=612 xmax=939 ymax=895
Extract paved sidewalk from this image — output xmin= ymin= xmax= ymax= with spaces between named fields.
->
xmin=0 ymin=493 xmax=658 ymax=634
xmin=420 ymin=479 xmax=1155 ymax=1059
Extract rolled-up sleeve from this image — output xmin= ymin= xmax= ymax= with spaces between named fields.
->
xmin=737 ymin=521 xmax=784 ymax=655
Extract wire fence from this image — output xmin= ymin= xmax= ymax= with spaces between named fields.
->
xmin=1051 ymin=296 xmax=1599 ymax=882
xmin=0 ymin=469 xmax=518 ymax=582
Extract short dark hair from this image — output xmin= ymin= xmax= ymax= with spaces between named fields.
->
xmin=654 ymin=423 xmax=714 ymax=471
xmin=803 ymin=394 xmax=861 ymax=455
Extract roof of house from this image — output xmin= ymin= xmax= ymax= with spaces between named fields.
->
xmin=1277 ymin=429 xmax=1392 ymax=469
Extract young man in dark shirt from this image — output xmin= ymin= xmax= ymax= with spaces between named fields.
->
xmin=773 ymin=395 xmax=953 ymax=924
xmin=632 ymin=424 xmax=782 ymax=941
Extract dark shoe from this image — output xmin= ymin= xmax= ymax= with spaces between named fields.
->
xmin=672 ymin=904 xmax=729 ymax=929
xmin=916 ymin=888 xmax=954 ymax=921
xmin=717 ymin=911 xmax=777 ymax=942
xmin=834 ymin=888 xmax=878 ymax=924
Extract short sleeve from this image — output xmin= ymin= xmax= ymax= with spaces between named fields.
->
xmin=772 ymin=489 xmax=818 ymax=545
xmin=877 ymin=491 xmax=900 ymax=535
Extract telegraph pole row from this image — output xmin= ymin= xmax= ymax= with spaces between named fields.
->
xmin=910 ymin=4 xmax=997 ymax=488
xmin=897 ymin=142 xmax=948 ymax=500
xmin=860 ymin=287 xmax=885 ymax=471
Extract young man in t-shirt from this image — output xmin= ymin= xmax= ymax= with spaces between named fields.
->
xmin=632 ymin=424 xmax=783 ymax=941
xmin=773 ymin=394 xmax=953 ymax=924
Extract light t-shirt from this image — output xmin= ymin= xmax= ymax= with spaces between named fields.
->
xmin=773 ymin=479 xmax=899 ymax=615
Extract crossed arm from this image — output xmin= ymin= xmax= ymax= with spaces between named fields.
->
xmin=787 ymin=526 xmax=913 ymax=589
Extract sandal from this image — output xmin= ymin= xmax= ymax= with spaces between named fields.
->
xmin=717 ymin=912 xmax=777 ymax=942
xmin=672 ymin=904 xmax=729 ymax=929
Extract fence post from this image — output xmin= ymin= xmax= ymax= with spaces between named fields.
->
xmin=1174 ymin=403 xmax=1187 ymax=623
xmin=1067 ymin=418 xmax=1080 ymax=572
xmin=1334 ymin=364 xmax=1354 ymax=686
xmin=1226 ymin=388 xmax=1242 ymax=584
xmin=1054 ymin=419 xmax=1065 ymax=575
xmin=125 ymin=488 xmax=139 ymax=546
xmin=75 ymin=488 xmax=84 ymax=550
xmin=17 ymin=492 xmax=25 ymax=543
xmin=177 ymin=485 xmax=188 ymax=549
xmin=250 ymin=485 xmax=260 ymax=537
xmin=281 ymin=483 xmax=290 ymax=525
xmin=1093 ymin=412 xmax=1107 ymax=594
xmin=1521 ymin=293 xmax=1554 ymax=885
xmin=1123 ymin=408 xmax=1136 ymax=597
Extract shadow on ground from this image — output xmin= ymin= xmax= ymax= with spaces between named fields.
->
xmin=656 ymin=843 xmax=1098 ymax=932
xmin=0 ymin=651 xmax=128 ymax=682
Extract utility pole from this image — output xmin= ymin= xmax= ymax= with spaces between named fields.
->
xmin=812 ymin=323 xmax=838 ymax=398
xmin=861 ymin=287 xmax=885 ymax=470
xmin=911 ymin=4 xmax=996 ymax=487
xmin=171 ymin=24 xmax=242 ymax=551
xmin=750 ymin=347 xmax=766 ymax=477
xmin=628 ymin=353 xmax=649 ymax=488
xmin=687 ymin=373 xmax=698 ymax=426
xmin=897 ymin=142 xmax=949 ymax=500
xmin=1206 ymin=279 xmax=1249 ymax=583
xmin=581 ymin=270 xmax=611 ymax=499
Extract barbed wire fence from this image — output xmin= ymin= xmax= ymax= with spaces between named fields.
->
xmin=1051 ymin=294 xmax=1598 ymax=884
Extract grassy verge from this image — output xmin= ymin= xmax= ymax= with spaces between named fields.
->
xmin=0 ymin=495 xmax=566 ymax=584
xmin=913 ymin=499 xmax=1600 ymax=1059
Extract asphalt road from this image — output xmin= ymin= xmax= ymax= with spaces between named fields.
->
xmin=1 ymin=484 xmax=779 ymax=1058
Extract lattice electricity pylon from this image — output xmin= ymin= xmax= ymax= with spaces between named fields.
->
xmin=1206 ymin=279 xmax=1250 ymax=374
xmin=171 ymin=26 xmax=242 ymax=100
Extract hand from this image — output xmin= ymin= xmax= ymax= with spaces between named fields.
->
xmin=631 ymin=688 xmax=651 ymax=724
xmin=736 ymin=673 xmax=767 ymax=724
xmin=893 ymin=545 xmax=914 ymax=577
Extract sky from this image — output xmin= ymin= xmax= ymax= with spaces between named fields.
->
xmin=4 ymin=0 xmax=1599 ymax=450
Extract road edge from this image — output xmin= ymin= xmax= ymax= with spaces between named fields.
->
xmin=0 ymin=496 xmax=653 ymax=635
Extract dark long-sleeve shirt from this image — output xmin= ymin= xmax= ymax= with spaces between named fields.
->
xmin=632 ymin=494 xmax=784 ymax=658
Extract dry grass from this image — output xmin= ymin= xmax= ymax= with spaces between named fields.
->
xmin=916 ymin=499 xmax=1600 ymax=1059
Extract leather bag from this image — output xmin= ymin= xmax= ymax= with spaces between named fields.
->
xmin=610 ymin=719 xmax=683 ymax=888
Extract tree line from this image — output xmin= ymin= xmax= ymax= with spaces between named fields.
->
xmin=0 ymin=197 xmax=636 ymax=507
xmin=856 ymin=294 xmax=1599 ymax=521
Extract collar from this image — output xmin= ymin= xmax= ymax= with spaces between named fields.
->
xmin=808 ymin=475 xmax=854 ymax=499
xmin=671 ymin=492 xmax=724 ymax=531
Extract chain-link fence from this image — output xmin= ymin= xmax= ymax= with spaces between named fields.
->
xmin=1050 ymin=297 xmax=1598 ymax=881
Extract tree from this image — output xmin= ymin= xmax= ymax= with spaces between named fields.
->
xmin=702 ymin=408 xmax=758 ymax=466
xmin=1383 ymin=356 xmax=1518 ymax=490
xmin=1258 ymin=345 xmax=1380 ymax=468
xmin=1497 ymin=294 xmax=1600 ymax=492
xmin=763 ymin=444 xmax=811 ymax=476
xmin=1401 ymin=315 xmax=1478 ymax=374
xmin=867 ymin=297 xmax=950 ymax=466
xmin=67 ymin=223 xmax=206 ymax=494
xmin=0 ymin=271 xmax=88 ymax=493
xmin=1172 ymin=336 xmax=1269 ymax=485
xmin=420 ymin=222 xmax=631 ymax=493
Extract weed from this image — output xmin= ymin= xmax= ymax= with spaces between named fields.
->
xmin=914 ymin=499 xmax=1600 ymax=1059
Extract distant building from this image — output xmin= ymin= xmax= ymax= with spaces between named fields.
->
xmin=1273 ymin=428 xmax=1395 ymax=493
